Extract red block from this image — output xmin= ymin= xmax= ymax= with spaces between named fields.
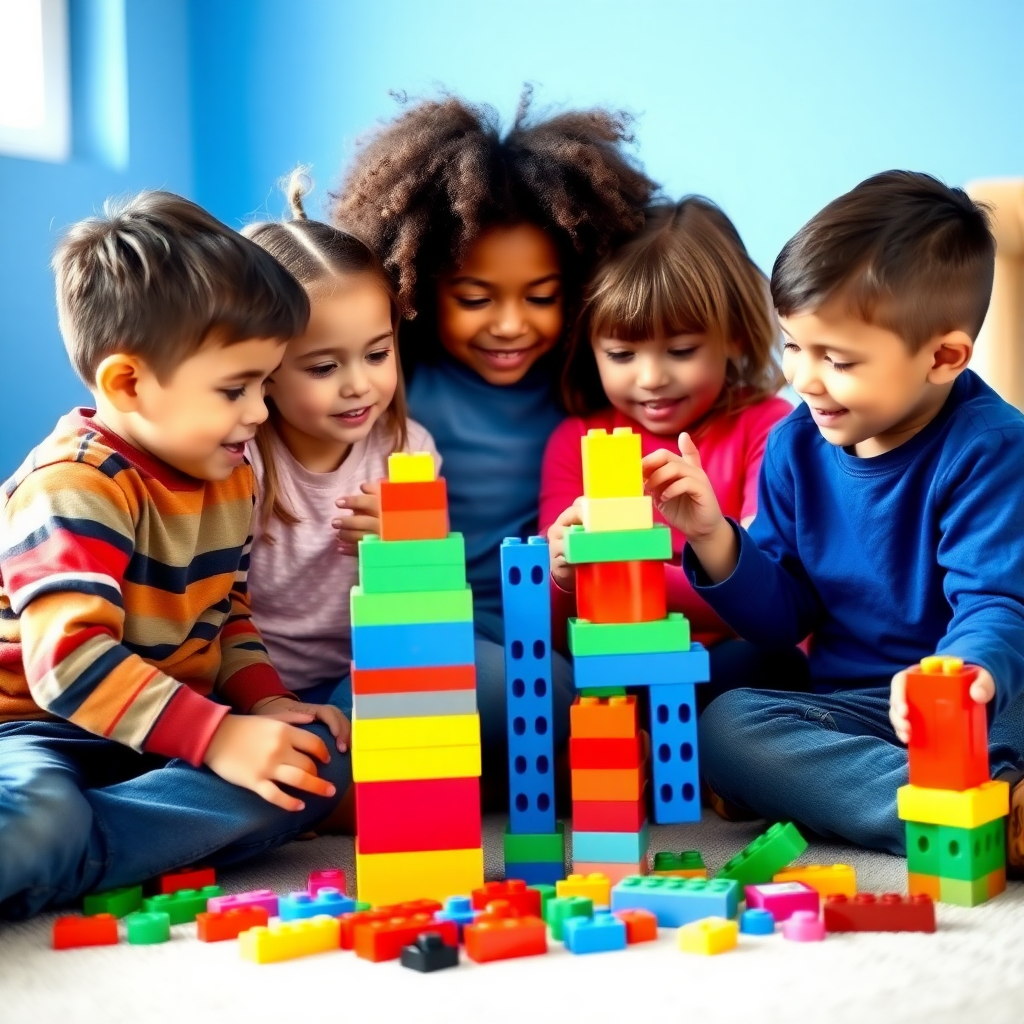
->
xmin=906 ymin=660 xmax=989 ymax=790
xmin=380 ymin=479 xmax=447 ymax=512
xmin=53 ymin=914 xmax=118 ymax=950
xmin=576 ymin=560 xmax=667 ymax=624
xmin=351 ymin=664 xmax=477 ymax=695
xmin=380 ymin=508 xmax=449 ymax=542
xmin=572 ymin=793 xmax=648 ymax=832
xmin=159 ymin=866 xmax=216 ymax=895
xmin=614 ymin=908 xmax=658 ymax=943
xmin=569 ymin=734 xmax=642 ymax=769
xmin=339 ymin=900 xmax=442 ymax=949
xmin=353 ymin=913 xmax=458 ymax=962
xmin=354 ymin=777 xmax=482 ymax=853
xmin=823 ymin=893 xmax=936 ymax=933
xmin=470 ymin=880 xmax=542 ymax=916
xmin=196 ymin=906 xmax=269 ymax=942
xmin=465 ymin=914 xmax=547 ymax=962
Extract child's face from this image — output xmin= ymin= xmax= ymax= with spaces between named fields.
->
xmin=266 ymin=274 xmax=397 ymax=468
xmin=436 ymin=223 xmax=563 ymax=385
xmin=591 ymin=332 xmax=734 ymax=436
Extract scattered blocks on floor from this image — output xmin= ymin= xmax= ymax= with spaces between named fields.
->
xmin=240 ymin=917 xmax=341 ymax=963
xmin=400 ymin=932 xmax=460 ymax=972
xmin=435 ymin=896 xmax=480 ymax=940
xmin=652 ymin=851 xmax=707 ymax=878
xmin=470 ymin=880 xmax=542 ymax=917
xmin=556 ymin=873 xmax=611 ymax=907
xmin=715 ymin=822 xmax=808 ymax=887
xmin=197 ymin=906 xmax=269 ymax=942
xmin=53 ymin=914 xmax=118 ymax=950
xmin=773 ymin=864 xmax=856 ymax=898
xmin=563 ymin=910 xmax=628 ymax=954
xmin=207 ymin=889 xmax=278 ymax=917
xmin=545 ymin=896 xmax=594 ymax=942
xmin=781 ymin=911 xmax=825 ymax=942
xmin=570 ymin=860 xmax=647 ymax=886
xmin=353 ymin=914 xmax=458 ymax=963
xmin=158 ymin=867 xmax=216 ymax=895
xmin=740 ymin=908 xmax=776 ymax=935
xmin=744 ymin=882 xmax=820 ymax=922
xmin=678 ymin=917 xmax=738 ymax=955
xmin=338 ymin=901 xmax=442 ymax=950
xmin=464 ymin=913 xmax=548 ymax=963
xmin=126 ymin=911 xmax=170 ymax=945
xmin=823 ymin=893 xmax=936 ymax=933
xmin=142 ymin=886 xmax=222 ymax=925
xmin=83 ymin=885 xmax=143 ymax=919
xmin=613 ymin=908 xmax=658 ymax=943
xmin=279 ymin=888 xmax=354 ymax=921
xmin=610 ymin=876 xmax=739 ymax=928
xmin=308 ymin=868 xmax=346 ymax=897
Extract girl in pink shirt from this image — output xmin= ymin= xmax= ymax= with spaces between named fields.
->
xmin=541 ymin=197 xmax=808 ymax=703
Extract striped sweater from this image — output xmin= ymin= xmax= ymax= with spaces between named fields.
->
xmin=0 ymin=409 xmax=293 ymax=764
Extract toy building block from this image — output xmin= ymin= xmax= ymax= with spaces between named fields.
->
xmin=906 ymin=872 xmax=940 ymax=901
xmin=339 ymin=901 xmax=442 ymax=949
xmin=353 ymin=688 xmax=478 ymax=720
xmin=906 ymin=818 xmax=1005 ymax=881
xmin=678 ymin=916 xmax=738 ymax=955
xmin=400 ymin=932 xmax=460 ymax=972
xmin=744 ymin=882 xmax=820 ymax=922
xmin=351 ymin=664 xmax=477 ymax=696
xmin=359 ymin=562 xmax=467 ymax=595
xmin=570 ymin=695 xmax=639 ymax=738
xmin=387 ymin=451 xmax=436 ymax=483
xmin=279 ymin=888 xmax=355 ymax=921
xmin=53 ymin=914 xmax=118 ymax=950
xmin=581 ymin=427 xmax=643 ymax=497
xmin=773 ymin=864 xmax=857 ymax=898
xmin=563 ymin=909 xmax=627 ymax=954
xmin=781 ymin=910 xmax=825 ymax=942
xmin=578 ymin=495 xmax=653 ymax=534
xmin=353 ymin=914 xmax=459 ymax=963
xmin=355 ymin=845 xmax=484 ymax=906
xmin=613 ymin=908 xmax=658 ymax=943
xmin=574 ymin=648 xmax=709 ymax=692
xmin=716 ymin=822 xmax=808 ymax=887
xmin=611 ymin=876 xmax=739 ymax=928
xmin=350 ymin=585 xmax=473 ymax=627
xmin=197 ymin=906 xmax=270 ymax=942
xmin=740 ymin=909 xmax=775 ymax=935
xmin=380 ymin=477 xmax=447 ymax=511
xmin=357 ymin=532 xmax=465 ymax=569
xmin=573 ymin=794 xmax=648 ymax=833
xmin=435 ymin=896 xmax=480 ymax=940
xmin=380 ymin=508 xmax=449 ymax=542
xmin=911 ymin=868 xmax=1006 ymax=908
xmin=240 ymin=916 xmax=341 ymax=964
xmin=563 ymin=524 xmax=672 ymax=565
xmin=351 ymin=619 xmax=475 ymax=670
xmin=308 ymin=868 xmax=346 ymax=897
xmin=142 ymin=885 xmax=222 ymax=925
xmin=545 ymin=896 xmax=594 ymax=941
xmin=464 ymin=914 xmax=548 ymax=963
xmin=83 ymin=884 xmax=143 ymax=919
xmin=353 ymin=710 xmax=479 ymax=751
xmin=126 ymin=911 xmax=170 ymax=945
xmin=556 ymin=873 xmax=611 ymax=907
xmin=158 ymin=867 xmax=216 ymax=895
xmin=576 ymin=559 xmax=666 ymax=624
xmin=207 ymin=889 xmax=278 ymax=917
xmin=503 ymin=822 xmax=565 ymax=866
xmin=571 ymin=861 xmax=648 ymax=886
xmin=823 ymin=893 xmax=936 ymax=933
xmin=572 ymin=822 xmax=650 ymax=864
xmin=649 ymin=682 xmax=700 ymax=824
xmin=470 ymin=880 xmax=542 ymax=916
xmin=897 ymin=780 xmax=1009 ymax=829
xmin=568 ymin=613 xmax=690 ymax=657
xmin=353 ymin=743 xmax=482 ymax=783
xmin=569 ymin=734 xmax=642 ymax=769
xmin=529 ymin=885 xmax=558 ymax=916
xmin=906 ymin=656 xmax=989 ymax=791
xmin=571 ymin=766 xmax=645 ymax=802
xmin=652 ymin=851 xmax=707 ymax=879
xmin=503 ymin=861 xmax=566 ymax=886
xmin=578 ymin=686 xmax=628 ymax=697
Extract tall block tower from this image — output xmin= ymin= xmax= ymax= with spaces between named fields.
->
xmin=350 ymin=452 xmax=484 ymax=905
xmin=897 ymin=655 xmax=1009 ymax=907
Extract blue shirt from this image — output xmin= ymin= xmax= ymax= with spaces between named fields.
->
xmin=407 ymin=352 xmax=565 ymax=634
xmin=685 ymin=370 xmax=1024 ymax=714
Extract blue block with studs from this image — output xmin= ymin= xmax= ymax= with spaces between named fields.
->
xmin=572 ymin=646 xmax=709 ymax=689
xmin=648 ymin=682 xmax=701 ymax=824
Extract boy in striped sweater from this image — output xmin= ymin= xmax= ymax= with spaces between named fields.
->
xmin=0 ymin=192 xmax=351 ymax=919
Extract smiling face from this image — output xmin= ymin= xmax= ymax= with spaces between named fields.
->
xmin=436 ymin=223 xmax=564 ymax=385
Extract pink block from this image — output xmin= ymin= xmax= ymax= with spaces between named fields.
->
xmin=206 ymin=889 xmax=279 ymax=917
xmin=781 ymin=910 xmax=825 ymax=942
xmin=744 ymin=881 xmax=820 ymax=921
xmin=309 ymin=869 xmax=347 ymax=897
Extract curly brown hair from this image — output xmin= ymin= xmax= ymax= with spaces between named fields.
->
xmin=330 ymin=88 xmax=659 ymax=367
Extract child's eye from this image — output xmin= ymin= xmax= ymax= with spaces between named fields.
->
xmin=527 ymin=294 xmax=560 ymax=306
xmin=826 ymin=356 xmax=854 ymax=372
xmin=455 ymin=296 xmax=489 ymax=309
xmin=604 ymin=350 xmax=634 ymax=364
xmin=366 ymin=349 xmax=392 ymax=365
xmin=220 ymin=387 xmax=245 ymax=402
xmin=669 ymin=347 xmax=698 ymax=360
xmin=782 ymin=342 xmax=800 ymax=353
xmin=306 ymin=363 xmax=336 ymax=379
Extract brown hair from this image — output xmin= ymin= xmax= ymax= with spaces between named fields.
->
xmin=562 ymin=197 xmax=785 ymax=419
xmin=52 ymin=190 xmax=309 ymax=385
xmin=772 ymin=170 xmax=995 ymax=350
xmin=244 ymin=170 xmax=407 ymax=535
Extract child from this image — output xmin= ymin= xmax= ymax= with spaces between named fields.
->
xmin=242 ymin=172 xmax=438 ymax=720
xmin=0 ymin=192 xmax=351 ymax=920
xmin=332 ymin=92 xmax=659 ymax=753
xmin=644 ymin=171 xmax=1024 ymax=865
xmin=540 ymin=198 xmax=803 ymax=702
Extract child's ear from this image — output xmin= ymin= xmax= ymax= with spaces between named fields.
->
xmin=94 ymin=353 xmax=146 ymax=413
xmin=927 ymin=330 xmax=973 ymax=384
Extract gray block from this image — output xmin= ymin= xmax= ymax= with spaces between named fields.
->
xmin=352 ymin=688 xmax=478 ymax=720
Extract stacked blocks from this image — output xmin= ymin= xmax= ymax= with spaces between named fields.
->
xmin=500 ymin=537 xmax=566 ymax=886
xmin=897 ymin=656 xmax=1009 ymax=907
xmin=352 ymin=453 xmax=484 ymax=905
xmin=566 ymin=428 xmax=709 ymax=824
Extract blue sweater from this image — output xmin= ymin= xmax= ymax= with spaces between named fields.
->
xmin=407 ymin=353 xmax=565 ymax=634
xmin=684 ymin=371 xmax=1024 ymax=715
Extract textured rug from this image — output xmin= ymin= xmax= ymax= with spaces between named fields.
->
xmin=3 ymin=812 xmax=1023 ymax=1024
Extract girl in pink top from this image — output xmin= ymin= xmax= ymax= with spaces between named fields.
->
xmin=541 ymin=197 xmax=808 ymax=703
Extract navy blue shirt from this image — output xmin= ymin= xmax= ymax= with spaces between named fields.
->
xmin=685 ymin=371 xmax=1024 ymax=714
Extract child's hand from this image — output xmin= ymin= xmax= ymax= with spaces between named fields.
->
xmin=546 ymin=501 xmax=583 ymax=591
xmin=889 ymin=664 xmax=995 ymax=744
xmin=202 ymin=714 xmax=336 ymax=812
xmin=333 ymin=481 xmax=382 ymax=555
xmin=252 ymin=695 xmax=351 ymax=752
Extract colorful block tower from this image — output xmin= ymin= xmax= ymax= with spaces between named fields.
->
xmin=566 ymin=428 xmax=709 ymax=825
xmin=500 ymin=537 xmax=566 ymax=886
xmin=350 ymin=452 xmax=484 ymax=905
xmin=897 ymin=655 xmax=1009 ymax=907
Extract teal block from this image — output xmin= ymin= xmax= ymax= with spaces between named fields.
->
xmin=568 ymin=614 xmax=690 ymax=656
xmin=572 ymin=823 xmax=650 ymax=863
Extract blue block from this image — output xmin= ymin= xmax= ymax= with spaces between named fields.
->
xmin=351 ymin=620 xmax=475 ymax=669
xmin=563 ymin=910 xmax=627 ymax=954
xmin=279 ymin=889 xmax=355 ymax=921
xmin=610 ymin=876 xmax=739 ymax=927
xmin=740 ymin=908 xmax=776 ymax=935
xmin=504 ymin=861 xmax=566 ymax=886
xmin=435 ymin=895 xmax=480 ymax=940
xmin=572 ymin=646 xmax=709 ymax=689
xmin=571 ymin=823 xmax=650 ymax=863
xmin=501 ymin=538 xmax=556 ymax=835
xmin=649 ymin=682 xmax=701 ymax=824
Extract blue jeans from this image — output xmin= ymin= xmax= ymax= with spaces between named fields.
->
xmin=0 ymin=718 xmax=352 ymax=920
xmin=699 ymin=684 xmax=1024 ymax=855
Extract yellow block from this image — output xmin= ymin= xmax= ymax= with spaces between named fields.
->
xmin=388 ymin=451 xmax=435 ymax=483
xmin=556 ymin=872 xmax=611 ymax=906
xmin=352 ymin=743 xmax=481 ymax=782
xmin=578 ymin=496 xmax=653 ymax=533
xmin=356 ymin=844 xmax=484 ymax=906
xmin=352 ymin=713 xmax=480 ymax=750
xmin=919 ymin=654 xmax=964 ymax=674
xmin=896 ymin=780 xmax=1009 ymax=828
xmin=773 ymin=864 xmax=857 ymax=898
xmin=581 ymin=428 xmax=643 ymax=499
xmin=239 ymin=916 xmax=340 ymax=964
xmin=677 ymin=917 xmax=738 ymax=955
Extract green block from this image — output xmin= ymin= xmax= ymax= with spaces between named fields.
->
xmin=126 ymin=911 xmax=171 ymax=945
xmin=142 ymin=885 xmax=222 ymax=925
xmin=354 ymin=901 xmax=372 ymax=912
xmin=568 ymin=614 xmax=690 ymax=657
xmin=544 ymin=895 xmax=593 ymax=941
xmin=83 ymin=884 xmax=143 ymax=919
xmin=563 ymin=524 xmax=672 ymax=565
xmin=939 ymin=874 xmax=990 ymax=907
xmin=905 ymin=821 xmax=941 ymax=876
xmin=503 ymin=822 xmax=566 ymax=865
xmin=652 ymin=850 xmax=705 ymax=873
xmin=529 ymin=884 xmax=557 ymax=917
xmin=358 ymin=533 xmax=466 ymax=568
xmin=908 ymin=819 xmax=1005 ymax=881
xmin=715 ymin=822 xmax=808 ymax=886
xmin=359 ymin=562 xmax=467 ymax=595
xmin=350 ymin=585 xmax=474 ymax=625
xmin=579 ymin=686 xmax=627 ymax=697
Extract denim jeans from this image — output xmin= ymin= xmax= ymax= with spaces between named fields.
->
xmin=699 ymin=684 xmax=1024 ymax=855
xmin=0 ymin=718 xmax=352 ymax=920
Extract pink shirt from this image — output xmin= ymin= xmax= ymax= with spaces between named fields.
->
xmin=247 ymin=419 xmax=440 ymax=691
xmin=539 ymin=398 xmax=793 ymax=648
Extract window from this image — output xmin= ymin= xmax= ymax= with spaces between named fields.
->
xmin=0 ymin=0 xmax=70 ymax=161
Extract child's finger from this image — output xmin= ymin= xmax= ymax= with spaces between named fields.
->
xmin=360 ymin=480 xmax=382 ymax=497
xmin=640 ymin=449 xmax=677 ymax=477
xmin=275 ymin=764 xmax=337 ymax=799
xmin=288 ymin=725 xmax=332 ymax=765
xmin=334 ymin=515 xmax=380 ymax=536
xmin=337 ymin=493 xmax=379 ymax=515
xmin=677 ymin=431 xmax=703 ymax=467
xmin=644 ymin=462 xmax=703 ymax=497
xmin=969 ymin=671 xmax=996 ymax=705
xmin=261 ymin=710 xmax=316 ymax=726
xmin=256 ymin=780 xmax=305 ymax=813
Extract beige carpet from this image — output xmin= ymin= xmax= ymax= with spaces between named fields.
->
xmin=2 ymin=812 xmax=1023 ymax=1024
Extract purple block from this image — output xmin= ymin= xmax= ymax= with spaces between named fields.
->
xmin=206 ymin=889 xmax=279 ymax=917
xmin=744 ymin=881 xmax=819 ymax=922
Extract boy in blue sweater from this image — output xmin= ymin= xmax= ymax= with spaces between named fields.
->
xmin=643 ymin=171 xmax=1024 ymax=867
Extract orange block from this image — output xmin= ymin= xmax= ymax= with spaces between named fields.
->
xmin=907 ymin=872 xmax=941 ymax=900
xmin=351 ymin=664 xmax=477 ymax=695
xmin=570 ymin=696 xmax=639 ymax=740
xmin=380 ymin=508 xmax=449 ymax=542
xmin=988 ymin=867 xmax=1007 ymax=900
xmin=577 ymin=560 xmax=667 ymax=624
xmin=380 ymin=478 xmax=447 ymax=512
xmin=571 ymin=765 xmax=645 ymax=801
xmin=464 ymin=915 xmax=548 ymax=962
